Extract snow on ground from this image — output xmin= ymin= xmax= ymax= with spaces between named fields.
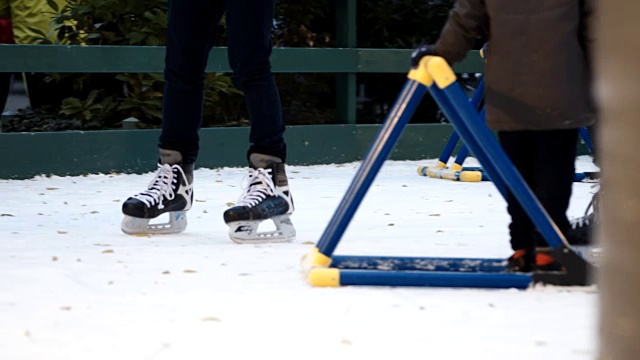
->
xmin=0 ymin=157 xmax=599 ymax=360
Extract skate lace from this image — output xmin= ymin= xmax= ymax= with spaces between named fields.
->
xmin=570 ymin=184 xmax=600 ymax=230
xmin=236 ymin=168 xmax=276 ymax=208
xmin=570 ymin=214 xmax=592 ymax=230
xmin=132 ymin=164 xmax=183 ymax=210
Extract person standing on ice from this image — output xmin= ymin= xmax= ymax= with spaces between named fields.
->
xmin=120 ymin=0 xmax=295 ymax=244
xmin=410 ymin=0 xmax=595 ymax=272
xmin=0 ymin=0 xmax=67 ymax=113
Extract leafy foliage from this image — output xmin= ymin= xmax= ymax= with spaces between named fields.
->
xmin=115 ymin=73 xmax=164 ymax=121
xmin=273 ymin=1 xmax=333 ymax=48
xmin=202 ymin=73 xmax=246 ymax=127
xmin=60 ymin=89 xmax=111 ymax=123
xmin=358 ymin=0 xmax=455 ymax=48
xmin=15 ymin=0 xmax=244 ymax=130
xmin=8 ymin=0 xmax=461 ymax=131
xmin=356 ymin=0 xmax=459 ymax=124
xmin=42 ymin=0 xmax=169 ymax=46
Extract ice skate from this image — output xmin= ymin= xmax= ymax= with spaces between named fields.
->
xmin=121 ymin=149 xmax=194 ymax=235
xmin=224 ymin=153 xmax=295 ymax=244
xmin=566 ymin=185 xmax=600 ymax=245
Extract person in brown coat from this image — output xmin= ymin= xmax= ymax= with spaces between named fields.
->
xmin=411 ymin=0 xmax=595 ymax=272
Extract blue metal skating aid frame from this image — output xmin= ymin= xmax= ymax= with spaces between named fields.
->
xmin=434 ymin=78 xmax=485 ymax=169
xmin=418 ymin=79 xmax=597 ymax=183
xmin=579 ymin=127 xmax=595 ymax=154
xmin=419 ymin=48 xmax=598 ymax=184
xmin=302 ymin=57 xmax=595 ymax=289
xmin=417 ymin=80 xmax=490 ymax=182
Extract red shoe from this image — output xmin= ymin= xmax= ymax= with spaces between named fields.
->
xmin=508 ymin=249 xmax=565 ymax=272
xmin=535 ymin=252 xmax=565 ymax=272
xmin=507 ymin=250 xmax=534 ymax=272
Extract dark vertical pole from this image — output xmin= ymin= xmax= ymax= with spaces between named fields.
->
xmin=336 ymin=0 xmax=357 ymax=124
xmin=598 ymin=0 xmax=640 ymax=358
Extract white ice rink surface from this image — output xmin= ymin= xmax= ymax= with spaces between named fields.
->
xmin=0 ymin=157 xmax=600 ymax=360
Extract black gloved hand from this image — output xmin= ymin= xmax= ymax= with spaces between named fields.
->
xmin=480 ymin=42 xmax=489 ymax=61
xmin=410 ymin=44 xmax=437 ymax=68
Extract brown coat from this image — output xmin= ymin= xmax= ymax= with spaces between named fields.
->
xmin=433 ymin=0 xmax=595 ymax=131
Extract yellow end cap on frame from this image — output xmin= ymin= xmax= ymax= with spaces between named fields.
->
xmin=301 ymin=247 xmax=332 ymax=272
xmin=459 ymin=170 xmax=483 ymax=182
xmin=427 ymin=57 xmax=457 ymax=89
xmin=450 ymin=163 xmax=463 ymax=171
xmin=417 ymin=166 xmax=427 ymax=176
xmin=308 ymin=268 xmax=341 ymax=287
xmin=407 ymin=56 xmax=434 ymax=86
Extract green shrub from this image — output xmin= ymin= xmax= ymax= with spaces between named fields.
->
xmin=25 ymin=0 xmax=246 ymax=130
xmin=6 ymin=0 xmax=460 ymax=132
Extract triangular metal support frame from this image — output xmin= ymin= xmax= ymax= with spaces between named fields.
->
xmin=302 ymin=56 xmax=596 ymax=289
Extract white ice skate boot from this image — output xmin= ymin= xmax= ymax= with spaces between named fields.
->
xmin=223 ymin=153 xmax=295 ymax=244
xmin=121 ymin=149 xmax=194 ymax=235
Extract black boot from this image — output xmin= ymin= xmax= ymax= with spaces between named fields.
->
xmin=121 ymin=148 xmax=194 ymax=234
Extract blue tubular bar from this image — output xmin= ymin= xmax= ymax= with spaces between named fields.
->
xmin=338 ymin=269 xmax=532 ymax=289
xmin=453 ymin=145 xmax=470 ymax=168
xmin=331 ymin=255 xmax=507 ymax=272
xmin=438 ymin=129 xmax=461 ymax=167
xmin=432 ymin=81 xmax=567 ymax=249
xmin=579 ymin=127 xmax=594 ymax=154
xmin=428 ymin=86 xmax=508 ymax=199
xmin=574 ymin=173 xmax=587 ymax=182
xmin=453 ymin=106 xmax=486 ymax=168
xmin=436 ymin=79 xmax=485 ymax=167
xmin=315 ymin=80 xmax=428 ymax=256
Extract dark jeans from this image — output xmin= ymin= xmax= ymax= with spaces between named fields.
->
xmin=499 ymin=129 xmax=579 ymax=251
xmin=159 ymin=0 xmax=286 ymax=165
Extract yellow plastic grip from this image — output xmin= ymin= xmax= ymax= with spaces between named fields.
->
xmin=427 ymin=57 xmax=457 ymax=89
xmin=407 ymin=56 xmax=434 ymax=86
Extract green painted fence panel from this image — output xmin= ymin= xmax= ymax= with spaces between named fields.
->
xmin=0 ymin=45 xmax=483 ymax=74
xmin=0 ymin=124 xmax=458 ymax=179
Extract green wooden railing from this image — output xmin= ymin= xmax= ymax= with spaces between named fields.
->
xmin=0 ymin=0 xmax=485 ymax=125
xmin=0 ymin=45 xmax=483 ymax=124
xmin=0 ymin=0 xmax=484 ymax=124
xmin=0 ymin=45 xmax=483 ymax=74
xmin=0 ymin=1 xmax=488 ymax=179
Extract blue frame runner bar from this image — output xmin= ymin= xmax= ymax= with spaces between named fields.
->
xmin=302 ymin=56 xmax=595 ymax=289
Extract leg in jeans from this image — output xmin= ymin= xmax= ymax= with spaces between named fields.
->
xmin=222 ymin=1 xmax=294 ymax=243
xmin=225 ymin=0 xmax=286 ymax=163
xmin=499 ymin=131 xmax=536 ymax=252
xmin=160 ymin=0 xmax=226 ymax=165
